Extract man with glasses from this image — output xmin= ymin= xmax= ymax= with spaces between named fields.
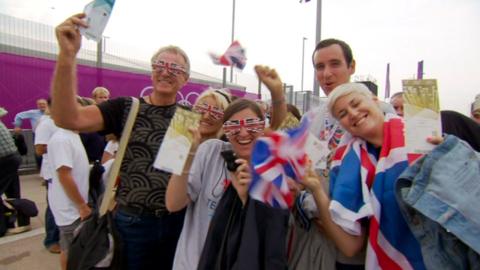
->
xmin=51 ymin=13 xmax=191 ymax=270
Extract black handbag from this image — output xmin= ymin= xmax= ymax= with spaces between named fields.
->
xmin=67 ymin=97 xmax=139 ymax=270
xmin=67 ymin=211 xmax=123 ymax=270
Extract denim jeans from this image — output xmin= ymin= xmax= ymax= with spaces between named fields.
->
xmin=114 ymin=208 xmax=185 ymax=270
xmin=396 ymin=135 xmax=480 ymax=270
xmin=43 ymin=181 xmax=59 ymax=247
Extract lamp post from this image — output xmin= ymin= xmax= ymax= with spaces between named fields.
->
xmin=230 ymin=0 xmax=236 ymax=83
xmin=313 ymin=0 xmax=322 ymax=97
xmin=301 ymin=37 xmax=307 ymax=91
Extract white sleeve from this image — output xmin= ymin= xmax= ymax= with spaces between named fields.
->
xmin=35 ymin=120 xmax=52 ymax=145
xmin=104 ymin=140 xmax=119 ymax=155
xmin=48 ymin=134 xmax=74 ymax=170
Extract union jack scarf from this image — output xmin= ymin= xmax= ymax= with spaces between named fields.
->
xmin=329 ymin=114 xmax=426 ymax=270
xmin=249 ymin=120 xmax=310 ymax=209
xmin=209 ymin=40 xmax=247 ymax=70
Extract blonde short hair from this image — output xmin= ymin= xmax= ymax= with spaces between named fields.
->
xmin=91 ymin=87 xmax=110 ymax=98
xmin=327 ymin=83 xmax=373 ymax=116
xmin=195 ymin=88 xmax=232 ymax=138
xmin=195 ymin=88 xmax=231 ymax=111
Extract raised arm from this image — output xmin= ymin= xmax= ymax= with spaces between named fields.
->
xmin=51 ymin=13 xmax=104 ymax=132
xmin=302 ymin=168 xmax=367 ymax=257
xmin=254 ymin=65 xmax=287 ymax=130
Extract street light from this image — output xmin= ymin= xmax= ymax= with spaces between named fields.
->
xmin=313 ymin=0 xmax=322 ymax=97
xmin=301 ymin=37 xmax=307 ymax=91
xmin=230 ymin=0 xmax=236 ymax=83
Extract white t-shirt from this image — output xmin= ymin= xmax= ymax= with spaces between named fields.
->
xmin=34 ymin=115 xmax=59 ymax=180
xmin=48 ymin=128 xmax=90 ymax=226
xmin=172 ymin=139 xmax=232 ymax=270
xmin=104 ymin=140 xmax=118 ymax=156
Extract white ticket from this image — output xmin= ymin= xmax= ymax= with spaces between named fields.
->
xmin=153 ymin=108 xmax=201 ymax=175
xmin=80 ymin=0 xmax=115 ymax=42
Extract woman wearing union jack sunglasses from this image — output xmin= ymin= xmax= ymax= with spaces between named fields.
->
xmin=192 ymin=88 xmax=231 ymax=142
xmin=166 ymin=66 xmax=288 ymax=270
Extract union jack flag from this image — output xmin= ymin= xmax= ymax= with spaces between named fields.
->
xmin=209 ymin=40 xmax=247 ymax=70
xmin=329 ymin=114 xmax=425 ymax=270
xmin=249 ymin=120 xmax=310 ymax=209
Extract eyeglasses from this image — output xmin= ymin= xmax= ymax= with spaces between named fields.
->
xmin=223 ymin=118 xmax=265 ymax=138
xmin=152 ymin=60 xmax=187 ymax=77
xmin=193 ymin=103 xmax=224 ymax=120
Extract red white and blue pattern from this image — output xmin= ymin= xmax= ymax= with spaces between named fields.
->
xmin=329 ymin=114 xmax=425 ymax=270
xmin=249 ymin=121 xmax=310 ymax=209
xmin=209 ymin=41 xmax=247 ymax=70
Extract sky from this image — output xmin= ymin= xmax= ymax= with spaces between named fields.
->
xmin=1 ymin=0 xmax=479 ymax=115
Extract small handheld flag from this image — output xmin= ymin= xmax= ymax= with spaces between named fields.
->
xmin=209 ymin=41 xmax=247 ymax=70
xmin=249 ymin=121 xmax=310 ymax=208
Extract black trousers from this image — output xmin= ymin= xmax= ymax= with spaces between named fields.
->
xmin=0 ymin=153 xmax=22 ymax=199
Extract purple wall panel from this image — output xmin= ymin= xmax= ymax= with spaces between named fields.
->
xmin=1 ymin=53 xmax=258 ymax=128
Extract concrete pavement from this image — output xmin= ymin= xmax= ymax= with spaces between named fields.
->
xmin=0 ymin=173 xmax=59 ymax=270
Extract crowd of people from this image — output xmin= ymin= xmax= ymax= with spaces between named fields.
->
xmin=1 ymin=11 xmax=479 ymax=270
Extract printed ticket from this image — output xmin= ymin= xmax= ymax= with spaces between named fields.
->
xmin=305 ymin=132 xmax=330 ymax=170
xmin=80 ymin=0 xmax=115 ymax=42
xmin=402 ymin=79 xmax=442 ymax=156
xmin=153 ymin=107 xmax=201 ymax=175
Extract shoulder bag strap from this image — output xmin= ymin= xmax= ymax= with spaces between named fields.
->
xmin=99 ymin=97 xmax=140 ymax=216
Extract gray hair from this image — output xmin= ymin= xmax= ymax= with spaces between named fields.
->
xmin=327 ymin=82 xmax=373 ymax=116
xmin=150 ymin=45 xmax=191 ymax=75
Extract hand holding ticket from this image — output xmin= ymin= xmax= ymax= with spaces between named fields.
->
xmin=80 ymin=0 xmax=116 ymax=42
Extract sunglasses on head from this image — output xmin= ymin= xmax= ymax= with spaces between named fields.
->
xmin=193 ymin=103 xmax=224 ymax=120
xmin=223 ymin=118 xmax=265 ymax=138
xmin=152 ymin=60 xmax=187 ymax=77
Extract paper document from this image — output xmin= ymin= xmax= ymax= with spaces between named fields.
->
xmin=305 ymin=132 xmax=330 ymax=170
xmin=402 ymin=79 xmax=442 ymax=156
xmin=153 ymin=107 xmax=201 ymax=175
xmin=80 ymin=0 xmax=115 ymax=42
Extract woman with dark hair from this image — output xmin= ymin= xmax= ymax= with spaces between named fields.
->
xmin=166 ymin=66 xmax=287 ymax=270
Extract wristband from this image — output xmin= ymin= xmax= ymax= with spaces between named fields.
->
xmin=271 ymin=98 xmax=285 ymax=105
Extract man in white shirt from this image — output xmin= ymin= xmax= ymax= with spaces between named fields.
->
xmin=48 ymin=124 xmax=91 ymax=270
xmin=34 ymin=98 xmax=61 ymax=254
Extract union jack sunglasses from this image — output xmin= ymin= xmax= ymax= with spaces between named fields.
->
xmin=223 ymin=118 xmax=265 ymax=138
xmin=193 ymin=103 xmax=224 ymax=120
xmin=152 ymin=60 xmax=187 ymax=76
